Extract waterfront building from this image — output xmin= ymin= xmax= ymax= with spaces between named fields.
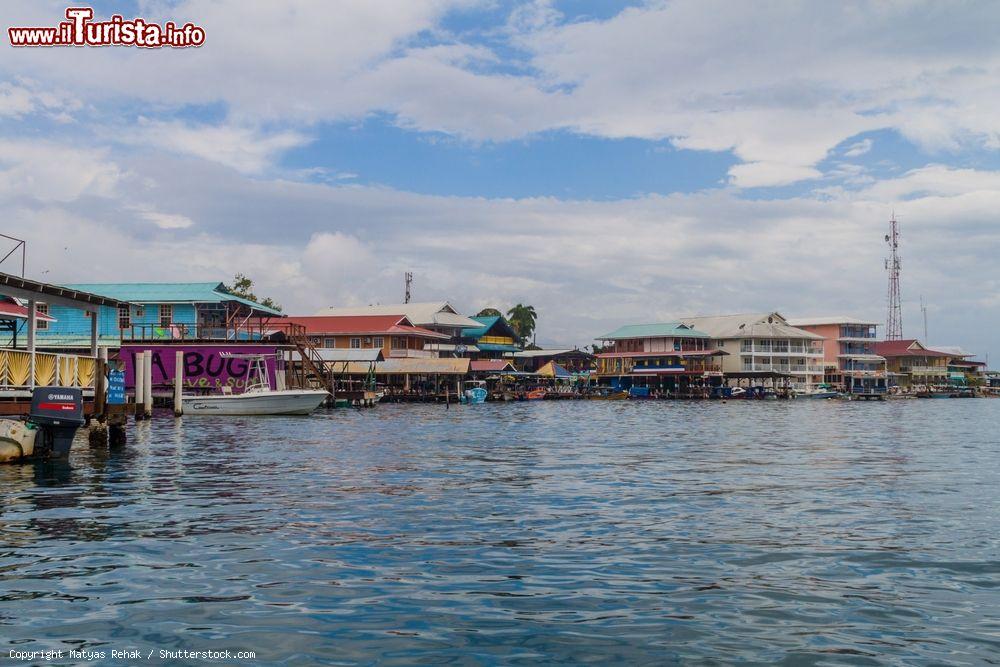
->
xmin=512 ymin=348 xmax=594 ymax=374
xmin=315 ymin=302 xmax=480 ymax=356
xmin=594 ymin=322 xmax=725 ymax=393
xmin=281 ymin=315 xmax=449 ymax=358
xmin=459 ymin=315 xmax=522 ymax=358
xmin=32 ymin=282 xmax=283 ymax=350
xmin=928 ymin=346 xmax=988 ymax=386
xmin=679 ymin=312 xmax=825 ymax=391
xmin=786 ymin=316 xmax=888 ymax=395
xmin=872 ymin=339 xmax=950 ymax=387
xmin=1 ymin=271 xmax=124 ymax=398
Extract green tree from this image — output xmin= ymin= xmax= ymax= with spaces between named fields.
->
xmin=506 ymin=303 xmax=537 ymax=342
xmin=224 ymin=273 xmax=282 ymax=312
xmin=476 ymin=307 xmax=502 ymax=317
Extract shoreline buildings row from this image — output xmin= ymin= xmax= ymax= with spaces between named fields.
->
xmin=0 ymin=273 xmax=993 ymax=401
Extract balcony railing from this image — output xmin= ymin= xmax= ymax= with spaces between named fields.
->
xmin=389 ymin=349 xmax=435 ymax=359
xmin=0 ymin=350 xmax=96 ymax=390
xmin=119 ymin=320 xmax=307 ymax=343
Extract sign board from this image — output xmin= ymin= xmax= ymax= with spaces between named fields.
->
xmin=120 ymin=345 xmax=278 ymax=391
xmin=107 ymin=369 xmax=126 ymax=404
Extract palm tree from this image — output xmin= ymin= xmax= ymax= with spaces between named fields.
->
xmin=506 ymin=304 xmax=537 ymax=342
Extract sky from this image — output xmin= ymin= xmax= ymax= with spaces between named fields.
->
xmin=1 ymin=1 xmax=997 ymax=359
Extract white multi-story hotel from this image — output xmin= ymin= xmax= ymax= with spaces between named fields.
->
xmin=679 ymin=312 xmax=826 ymax=391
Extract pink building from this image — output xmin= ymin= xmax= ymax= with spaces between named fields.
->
xmin=786 ymin=316 xmax=888 ymax=396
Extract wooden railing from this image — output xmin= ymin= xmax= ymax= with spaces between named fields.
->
xmin=0 ymin=350 xmax=96 ymax=390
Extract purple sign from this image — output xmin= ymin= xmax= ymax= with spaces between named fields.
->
xmin=121 ymin=345 xmax=278 ymax=392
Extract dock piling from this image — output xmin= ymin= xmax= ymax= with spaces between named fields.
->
xmin=134 ymin=351 xmax=145 ymax=420
xmin=173 ymin=350 xmax=183 ymax=417
xmin=143 ymin=351 xmax=153 ymax=419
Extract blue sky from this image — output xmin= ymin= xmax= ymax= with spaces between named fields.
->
xmin=1 ymin=1 xmax=998 ymax=358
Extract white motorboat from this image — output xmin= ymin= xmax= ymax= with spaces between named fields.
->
xmin=182 ymin=353 xmax=328 ymax=416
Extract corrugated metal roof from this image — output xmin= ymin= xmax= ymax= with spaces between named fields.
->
xmin=62 ymin=282 xmax=282 ymax=316
xmin=513 ymin=349 xmax=581 ymax=358
xmin=598 ymin=322 xmax=710 ymax=340
xmin=0 ymin=297 xmax=56 ymax=321
xmin=787 ymin=316 xmax=879 ymax=327
xmin=874 ymin=339 xmax=950 ymax=357
xmin=470 ymin=359 xmax=515 ymax=373
xmin=1 ymin=271 xmax=125 ymax=309
xmin=680 ymin=312 xmax=823 ymax=340
xmin=315 ymin=302 xmax=480 ymax=328
xmin=283 ymin=315 xmax=448 ymax=339
xmin=343 ymin=358 xmax=471 ymax=375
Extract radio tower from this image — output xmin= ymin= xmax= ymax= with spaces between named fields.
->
xmin=404 ymin=272 xmax=413 ymax=304
xmin=884 ymin=214 xmax=903 ymax=340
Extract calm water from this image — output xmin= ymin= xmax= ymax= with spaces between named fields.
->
xmin=2 ymin=400 xmax=1000 ymax=665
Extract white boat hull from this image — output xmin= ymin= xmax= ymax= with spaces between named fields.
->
xmin=182 ymin=390 xmax=329 ymax=416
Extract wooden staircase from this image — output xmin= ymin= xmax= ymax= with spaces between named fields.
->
xmin=286 ymin=324 xmax=334 ymax=395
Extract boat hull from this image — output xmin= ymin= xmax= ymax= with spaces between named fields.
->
xmin=182 ymin=390 xmax=329 ymax=416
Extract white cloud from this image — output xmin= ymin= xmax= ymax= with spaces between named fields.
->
xmin=124 ymin=119 xmax=309 ymax=174
xmin=0 ymin=139 xmax=121 ymax=201
xmin=844 ymin=138 xmax=873 ymax=158
xmin=6 ymin=2 xmax=1000 ymax=180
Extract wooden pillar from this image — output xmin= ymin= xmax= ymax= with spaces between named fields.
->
xmin=143 ymin=351 xmax=153 ymax=418
xmin=27 ymin=297 xmax=36 ymax=389
xmin=95 ymin=347 xmax=108 ymax=421
xmin=90 ymin=308 xmax=99 ymax=357
xmin=174 ymin=350 xmax=184 ymax=417
xmin=134 ymin=351 xmax=145 ymax=419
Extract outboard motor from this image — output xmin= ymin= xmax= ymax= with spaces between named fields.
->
xmin=28 ymin=387 xmax=85 ymax=459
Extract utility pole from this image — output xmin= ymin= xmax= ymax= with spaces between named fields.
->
xmin=885 ymin=214 xmax=903 ymax=340
xmin=404 ymin=272 xmax=413 ymax=304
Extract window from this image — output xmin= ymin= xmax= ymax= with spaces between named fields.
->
xmin=374 ymin=336 xmax=384 ymax=349
xmin=159 ymin=304 xmax=173 ymax=327
xmin=392 ymin=336 xmax=407 ymax=349
xmin=118 ymin=304 xmax=131 ymax=330
xmin=324 ymin=337 xmax=336 ymax=348
xmin=350 ymin=337 xmax=361 ymax=349
xmin=35 ymin=303 xmax=49 ymax=330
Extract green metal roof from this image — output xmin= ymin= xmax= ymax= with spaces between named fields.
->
xmin=461 ymin=315 xmax=519 ymax=340
xmin=61 ymin=282 xmax=283 ymax=316
xmin=598 ymin=322 xmax=710 ymax=340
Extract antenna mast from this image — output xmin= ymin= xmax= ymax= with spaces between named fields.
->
xmin=404 ymin=272 xmax=413 ymax=304
xmin=884 ymin=214 xmax=903 ymax=340
xmin=920 ymin=295 xmax=928 ymax=343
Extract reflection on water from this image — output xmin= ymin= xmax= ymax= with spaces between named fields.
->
xmin=2 ymin=401 xmax=1000 ymax=664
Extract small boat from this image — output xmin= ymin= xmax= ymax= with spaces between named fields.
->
xmin=796 ymin=383 xmax=841 ymax=399
xmin=182 ymin=354 xmax=328 ymax=416
xmin=461 ymin=380 xmax=488 ymax=404
xmin=587 ymin=387 xmax=629 ymax=400
xmin=524 ymin=388 xmax=547 ymax=401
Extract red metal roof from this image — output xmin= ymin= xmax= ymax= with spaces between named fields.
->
xmin=596 ymin=349 xmax=728 ymax=359
xmin=283 ymin=315 xmax=449 ymax=339
xmin=873 ymin=339 xmax=950 ymax=358
xmin=0 ymin=298 xmax=56 ymax=322
xmin=470 ymin=359 xmax=515 ymax=372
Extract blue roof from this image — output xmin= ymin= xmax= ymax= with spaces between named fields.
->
xmin=61 ymin=282 xmax=283 ymax=316
xmin=599 ymin=322 xmax=710 ymax=340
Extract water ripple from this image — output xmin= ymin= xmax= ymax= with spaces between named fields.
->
xmin=1 ymin=400 xmax=999 ymax=664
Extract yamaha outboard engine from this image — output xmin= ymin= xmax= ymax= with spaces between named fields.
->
xmin=29 ymin=387 xmax=85 ymax=459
